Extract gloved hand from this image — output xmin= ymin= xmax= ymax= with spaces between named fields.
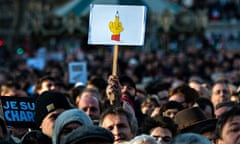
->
xmin=109 ymin=11 xmax=124 ymax=41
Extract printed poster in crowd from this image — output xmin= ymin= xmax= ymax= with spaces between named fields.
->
xmin=0 ymin=96 xmax=36 ymax=128
xmin=88 ymin=4 xmax=147 ymax=46
xmin=68 ymin=62 xmax=87 ymax=85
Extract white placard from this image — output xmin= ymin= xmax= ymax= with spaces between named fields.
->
xmin=88 ymin=4 xmax=147 ymax=46
xmin=68 ymin=62 xmax=87 ymax=85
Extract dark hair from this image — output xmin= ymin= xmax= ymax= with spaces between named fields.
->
xmin=99 ymin=107 xmax=138 ymax=134
xmin=216 ymin=105 xmax=240 ymax=139
xmin=169 ymin=84 xmax=199 ymax=104
xmin=193 ymin=97 xmax=215 ymax=118
xmin=160 ymin=101 xmax=184 ymax=115
xmin=87 ymin=76 xmax=107 ymax=90
xmin=119 ymin=75 xmax=136 ymax=90
xmin=34 ymin=75 xmax=55 ymax=93
xmin=68 ymin=85 xmax=85 ymax=105
xmin=141 ymin=96 xmax=160 ymax=108
xmin=141 ymin=116 xmax=178 ymax=136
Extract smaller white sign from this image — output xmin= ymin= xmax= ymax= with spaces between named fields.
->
xmin=68 ymin=62 xmax=87 ymax=85
xmin=88 ymin=4 xmax=147 ymax=46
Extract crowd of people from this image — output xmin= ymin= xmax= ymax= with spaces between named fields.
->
xmin=176 ymin=0 xmax=240 ymax=22
xmin=0 ymin=41 xmax=239 ymax=144
xmin=0 ymin=1 xmax=239 ymax=142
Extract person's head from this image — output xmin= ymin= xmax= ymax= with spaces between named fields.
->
xmin=34 ymin=75 xmax=56 ymax=95
xmin=0 ymin=81 xmax=20 ymax=96
xmin=211 ymin=82 xmax=231 ymax=109
xmin=61 ymin=125 xmax=114 ymax=144
xmin=215 ymin=101 xmax=238 ymax=118
xmin=216 ymin=105 xmax=240 ymax=144
xmin=128 ymin=134 xmax=158 ymax=144
xmin=141 ymin=96 xmax=160 ymax=116
xmin=52 ymin=109 xmax=93 ymax=144
xmin=68 ymin=85 xmax=85 ymax=106
xmin=86 ymin=76 xmax=107 ymax=99
xmin=145 ymin=81 xmax=171 ymax=106
xmin=189 ymin=81 xmax=211 ymax=99
xmin=21 ymin=130 xmax=52 ymax=144
xmin=34 ymin=91 xmax=72 ymax=137
xmin=160 ymin=101 xmax=184 ymax=120
xmin=169 ymin=133 xmax=211 ymax=144
xmin=142 ymin=116 xmax=177 ymax=144
xmin=119 ymin=75 xmax=136 ymax=101
xmin=169 ymin=84 xmax=199 ymax=108
xmin=99 ymin=107 xmax=138 ymax=144
xmin=192 ymin=97 xmax=215 ymax=118
xmin=77 ymin=88 xmax=101 ymax=121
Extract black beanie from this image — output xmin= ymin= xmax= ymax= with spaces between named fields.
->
xmin=34 ymin=91 xmax=72 ymax=127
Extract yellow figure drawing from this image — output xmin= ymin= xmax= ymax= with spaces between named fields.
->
xmin=109 ymin=11 xmax=124 ymax=41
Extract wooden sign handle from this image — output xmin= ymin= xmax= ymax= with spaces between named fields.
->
xmin=109 ymin=45 xmax=119 ymax=104
xmin=112 ymin=45 xmax=119 ymax=76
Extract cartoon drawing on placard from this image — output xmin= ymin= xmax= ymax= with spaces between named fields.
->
xmin=109 ymin=11 xmax=124 ymax=41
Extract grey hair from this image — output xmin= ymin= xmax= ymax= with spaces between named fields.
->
xmin=170 ymin=133 xmax=211 ymax=144
xmin=129 ymin=134 xmax=159 ymax=144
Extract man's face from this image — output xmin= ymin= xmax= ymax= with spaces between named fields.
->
xmin=211 ymin=83 xmax=230 ymax=108
xmin=38 ymin=80 xmax=56 ymax=94
xmin=101 ymin=114 xmax=135 ymax=144
xmin=40 ymin=108 xmax=65 ymax=137
xmin=150 ymin=127 xmax=172 ymax=144
xmin=219 ymin=116 xmax=240 ymax=144
xmin=78 ymin=94 xmax=100 ymax=120
xmin=121 ymin=85 xmax=136 ymax=100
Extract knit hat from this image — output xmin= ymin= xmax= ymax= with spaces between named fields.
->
xmin=52 ymin=109 xmax=93 ymax=144
xmin=61 ymin=125 xmax=114 ymax=144
xmin=34 ymin=91 xmax=72 ymax=127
